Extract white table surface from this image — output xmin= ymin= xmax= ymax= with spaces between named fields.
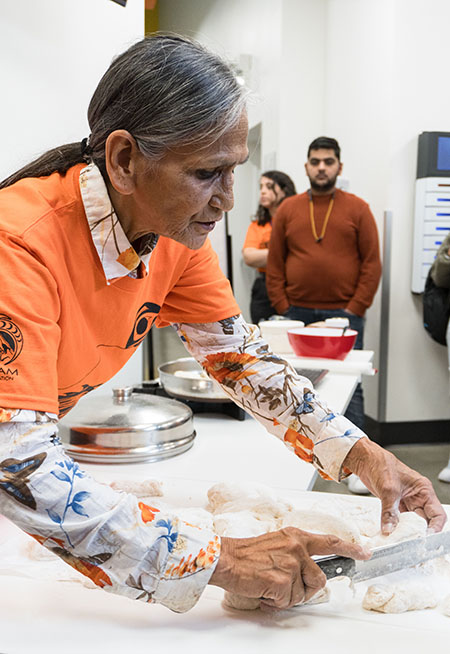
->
xmin=0 ymin=372 xmax=380 ymax=654
xmin=0 ymin=489 xmax=449 ymax=654
xmin=58 ymin=370 xmax=358 ymax=494
xmin=285 ymin=349 xmax=375 ymax=376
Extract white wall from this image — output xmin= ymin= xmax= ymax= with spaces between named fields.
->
xmin=324 ymin=0 xmax=394 ymax=418
xmin=326 ymin=0 xmax=450 ymax=422
xmin=278 ymin=0 xmax=326 ymax=183
xmin=387 ymin=0 xmax=450 ymax=420
xmin=1 ymin=0 xmax=144 ymax=178
xmin=1 ymin=0 xmax=145 ymax=394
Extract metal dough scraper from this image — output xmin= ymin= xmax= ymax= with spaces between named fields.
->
xmin=316 ymin=530 xmax=450 ymax=582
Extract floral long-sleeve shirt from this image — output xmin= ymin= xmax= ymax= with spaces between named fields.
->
xmin=0 ymin=165 xmax=365 ymax=613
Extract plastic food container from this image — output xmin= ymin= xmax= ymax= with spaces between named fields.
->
xmin=287 ymin=327 xmax=358 ymax=360
xmin=258 ymin=320 xmax=305 ymax=353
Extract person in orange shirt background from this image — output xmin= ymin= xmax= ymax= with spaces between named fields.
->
xmin=242 ymin=171 xmax=296 ymax=324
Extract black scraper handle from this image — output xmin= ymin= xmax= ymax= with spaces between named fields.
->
xmin=315 ymin=554 xmax=356 ymax=580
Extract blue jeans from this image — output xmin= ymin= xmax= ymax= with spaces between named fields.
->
xmin=284 ymin=306 xmax=365 ymax=430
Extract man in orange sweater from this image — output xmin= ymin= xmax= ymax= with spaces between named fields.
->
xmin=266 ymin=137 xmax=382 ymax=454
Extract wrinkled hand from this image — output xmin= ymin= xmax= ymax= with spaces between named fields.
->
xmin=209 ymin=528 xmax=370 ymax=610
xmin=344 ymin=438 xmax=447 ymax=534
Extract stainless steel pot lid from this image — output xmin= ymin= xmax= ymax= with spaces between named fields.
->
xmin=60 ymin=387 xmax=195 ymax=464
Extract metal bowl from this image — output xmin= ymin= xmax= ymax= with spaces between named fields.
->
xmin=60 ymin=387 xmax=196 ymax=464
xmin=158 ymin=357 xmax=230 ymax=402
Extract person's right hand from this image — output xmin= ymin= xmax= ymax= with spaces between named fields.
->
xmin=208 ymin=527 xmax=371 ymax=609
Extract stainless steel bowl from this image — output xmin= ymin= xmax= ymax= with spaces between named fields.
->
xmin=60 ymin=387 xmax=196 ymax=464
xmin=158 ymin=357 xmax=230 ymax=402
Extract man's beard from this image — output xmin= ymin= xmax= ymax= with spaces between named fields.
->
xmin=310 ymin=174 xmax=338 ymax=193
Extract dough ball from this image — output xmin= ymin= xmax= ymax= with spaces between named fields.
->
xmin=207 ymin=482 xmax=292 ymax=521
xmin=362 ymin=584 xmax=395 ymax=611
xmin=363 ymin=583 xmax=437 ymax=613
xmin=223 ymin=585 xmax=330 ymax=612
xmin=281 ymin=509 xmax=361 ymax=544
xmin=223 ymin=592 xmax=261 ymax=611
xmin=305 ymin=585 xmax=331 ymax=606
xmin=368 ymin=511 xmax=427 ymax=548
xmin=109 ymin=478 xmax=163 ymax=498
xmin=213 ymin=510 xmax=276 ymax=537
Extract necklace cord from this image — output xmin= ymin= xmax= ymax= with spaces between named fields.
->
xmin=308 ymin=191 xmax=335 ymax=243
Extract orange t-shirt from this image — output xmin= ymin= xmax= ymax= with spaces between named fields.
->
xmin=0 ymin=166 xmax=239 ymax=416
xmin=243 ymin=221 xmax=272 ymax=272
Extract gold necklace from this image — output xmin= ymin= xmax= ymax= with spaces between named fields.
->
xmin=308 ymin=190 xmax=335 ymax=243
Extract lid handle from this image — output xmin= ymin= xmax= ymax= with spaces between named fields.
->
xmin=112 ymin=387 xmax=133 ymax=403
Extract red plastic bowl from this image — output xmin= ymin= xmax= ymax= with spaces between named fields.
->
xmin=287 ymin=327 xmax=358 ymax=360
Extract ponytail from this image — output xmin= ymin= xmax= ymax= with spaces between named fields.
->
xmin=0 ymin=142 xmax=86 ymax=190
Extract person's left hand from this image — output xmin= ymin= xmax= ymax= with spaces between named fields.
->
xmin=343 ymin=438 xmax=447 ymax=534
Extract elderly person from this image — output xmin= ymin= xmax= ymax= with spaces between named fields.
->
xmin=0 ymin=35 xmax=445 ymax=614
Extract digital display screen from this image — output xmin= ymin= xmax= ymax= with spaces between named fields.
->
xmin=437 ymin=136 xmax=450 ymax=170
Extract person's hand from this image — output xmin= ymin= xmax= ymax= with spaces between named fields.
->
xmin=209 ymin=527 xmax=371 ymax=610
xmin=344 ymin=438 xmax=447 ymax=534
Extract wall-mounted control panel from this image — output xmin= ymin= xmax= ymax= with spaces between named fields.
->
xmin=412 ymin=132 xmax=450 ymax=293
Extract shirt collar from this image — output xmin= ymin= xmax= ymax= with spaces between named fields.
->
xmin=79 ymin=163 xmax=158 ymax=283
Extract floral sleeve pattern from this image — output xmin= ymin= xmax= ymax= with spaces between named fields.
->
xmin=0 ymin=411 xmax=220 ymax=612
xmin=173 ymin=315 xmax=366 ymax=481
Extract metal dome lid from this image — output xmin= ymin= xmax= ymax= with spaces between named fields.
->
xmin=60 ymin=387 xmax=195 ymax=464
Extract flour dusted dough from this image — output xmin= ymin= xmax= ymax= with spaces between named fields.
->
xmin=174 ymin=507 xmax=214 ymax=530
xmin=363 ymin=582 xmax=437 ymax=613
xmin=281 ymin=509 xmax=361 ymax=544
xmin=340 ymin=500 xmax=380 ymax=539
xmin=213 ymin=510 xmax=276 ymax=537
xmin=360 ymin=513 xmax=439 ymax=614
xmin=223 ymin=593 xmax=261 ymax=611
xmin=206 ymin=482 xmax=448 ymax=616
xmin=207 ymin=482 xmax=293 ymax=522
xmin=223 ymin=584 xmax=330 ymax=611
xmin=109 ymin=478 xmax=163 ymax=498
xmin=368 ymin=511 xmax=427 ymax=548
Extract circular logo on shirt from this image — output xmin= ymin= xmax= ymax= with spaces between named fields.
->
xmin=0 ymin=315 xmax=24 ymax=364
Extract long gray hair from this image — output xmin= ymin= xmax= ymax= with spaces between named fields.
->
xmin=0 ymin=34 xmax=248 ymax=188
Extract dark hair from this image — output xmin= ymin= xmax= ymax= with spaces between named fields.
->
xmin=0 ymin=34 xmax=249 ymax=189
xmin=307 ymin=136 xmax=341 ymax=160
xmin=255 ymin=170 xmax=296 ymax=226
